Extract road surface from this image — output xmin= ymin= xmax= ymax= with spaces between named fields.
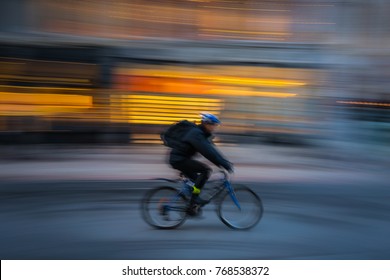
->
xmin=1 ymin=179 xmax=389 ymax=260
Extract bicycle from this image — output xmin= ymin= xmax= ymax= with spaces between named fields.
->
xmin=141 ymin=170 xmax=263 ymax=230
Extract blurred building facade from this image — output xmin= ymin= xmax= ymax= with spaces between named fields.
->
xmin=0 ymin=0 xmax=389 ymax=145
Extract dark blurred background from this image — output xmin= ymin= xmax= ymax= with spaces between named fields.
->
xmin=0 ymin=0 xmax=388 ymax=148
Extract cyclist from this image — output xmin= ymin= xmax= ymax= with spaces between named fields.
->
xmin=169 ymin=113 xmax=234 ymax=212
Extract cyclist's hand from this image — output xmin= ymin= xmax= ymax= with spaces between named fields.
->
xmin=226 ymin=162 xmax=234 ymax=174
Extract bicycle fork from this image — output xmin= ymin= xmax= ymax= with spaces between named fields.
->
xmin=224 ymin=181 xmax=242 ymax=210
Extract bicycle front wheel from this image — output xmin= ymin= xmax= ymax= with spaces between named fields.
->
xmin=217 ymin=185 xmax=263 ymax=230
xmin=141 ymin=186 xmax=188 ymax=229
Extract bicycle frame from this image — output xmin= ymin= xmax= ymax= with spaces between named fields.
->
xmin=160 ymin=170 xmax=241 ymax=213
xmin=223 ymin=180 xmax=241 ymax=211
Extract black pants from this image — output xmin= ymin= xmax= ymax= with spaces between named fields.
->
xmin=170 ymin=159 xmax=212 ymax=190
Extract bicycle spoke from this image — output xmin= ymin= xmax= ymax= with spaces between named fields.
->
xmin=218 ymin=185 xmax=263 ymax=230
xmin=141 ymin=186 xmax=188 ymax=229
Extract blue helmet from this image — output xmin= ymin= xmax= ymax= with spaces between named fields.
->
xmin=200 ymin=112 xmax=221 ymax=124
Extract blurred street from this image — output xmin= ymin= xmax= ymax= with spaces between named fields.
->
xmin=0 ymin=142 xmax=389 ymax=183
xmin=0 ymin=143 xmax=389 ymax=260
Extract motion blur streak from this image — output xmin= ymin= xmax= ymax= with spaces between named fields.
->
xmin=111 ymin=94 xmax=222 ymax=124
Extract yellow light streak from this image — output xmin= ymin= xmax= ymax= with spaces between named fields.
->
xmin=213 ymin=77 xmax=305 ymax=87
xmin=128 ymin=116 xmax=197 ymax=121
xmin=110 ymin=101 xmax=223 ymax=111
xmin=124 ymin=95 xmax=222 ymax=106
xmin=129 ymin=112 xmax=217 ymax=118
xmin=112 ymin=94 xmax=222 ymax=125
xmin=127 ymin=94 xmax=221 ymax=103
xmin=207 ymin=89 xmax=297 ymax=98
xmin=128 ymin=108 xmax=220 ymax=115
xmin=125 ymin=119 xmax=187 ymax=125
xmin=0 ymin=105 xmax=91 ymax=116
xmin=0 ymin=92 xmax=92 ymax=107
xmin=124 ymin=100 xmax=221 ymax=107
xmin=0 ymin=85 xmax=92 ymax=91
xmin=124 ymin=70 xmax=305 ymax=87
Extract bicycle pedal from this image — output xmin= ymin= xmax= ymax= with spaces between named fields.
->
xmin=187 ymin=204 xmax=202 ymax=216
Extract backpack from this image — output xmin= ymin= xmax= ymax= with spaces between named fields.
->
xmin=160 ymin=120 xmax=197 ymax=148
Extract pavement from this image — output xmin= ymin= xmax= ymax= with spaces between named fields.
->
xmin=0 ymin=142 xmax=388 ymax=184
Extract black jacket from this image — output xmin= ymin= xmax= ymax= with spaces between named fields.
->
xmin=169 ymin=124 xmax=232 ymax=171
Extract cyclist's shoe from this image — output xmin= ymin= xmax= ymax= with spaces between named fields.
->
xmin=191 ymin=186 xmax=201 ymax=195
xmin=181 ymin=185 xmax=204 ymax=201
xmin=187 ymin=204 xmax=203 ymax=217
xmin=186 ymin=205 xmax=197 ymax=216
xmin=187 ymin=206 xmax=204 ymax=219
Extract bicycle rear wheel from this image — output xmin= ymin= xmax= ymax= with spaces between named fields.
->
xmin=217 ymin=185 xmax=263 ymax=230
xmin=141 ymin=186 xmax=188 ymax=229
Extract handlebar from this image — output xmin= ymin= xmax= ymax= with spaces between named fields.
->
xmin=218 ymin=169 xmax=231 ymax=181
